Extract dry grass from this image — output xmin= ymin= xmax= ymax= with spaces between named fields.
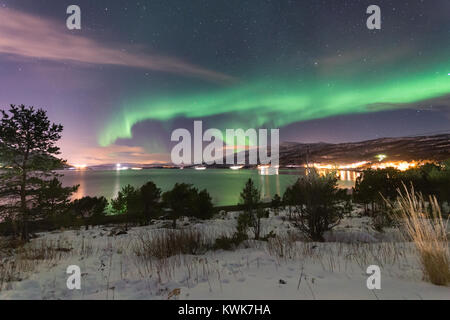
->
xmin=0 ymin=237 xmax=75 ymax=291
xmin=266 ymin=232 xmax=306 ymax=260
xmin=266 ymin=233 xmax=413 ymax=274
xmin=130 ymin=229 xmax=220 ymax=290
xmin=390 ymin=186 xmax=450 ymax=286
xmin=133 ymin=229 xmax=209 ymax=260
xmin=131 ymin=229 xmax=211 ymax=281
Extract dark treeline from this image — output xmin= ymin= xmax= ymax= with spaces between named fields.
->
xmin=0 ymin=105 xmax=215 ymax=240
xmin=109 ymin=181 xmax=214 ymax=228
xmin=353 ymin=163 xmax=450 ymax=214
xmin=45 ymin=181 xmax=215 ymax=231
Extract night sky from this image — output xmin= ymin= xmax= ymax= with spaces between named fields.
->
xmin=0 ymin=0 xmax=449 ymax=165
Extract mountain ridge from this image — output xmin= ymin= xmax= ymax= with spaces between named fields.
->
xmin=278 ymin=133 xmax=450 ymax=165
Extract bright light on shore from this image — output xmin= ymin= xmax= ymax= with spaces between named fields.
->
xmin=116 ymin=163 xmax=129 ymax=171
xmin=258 ymin=165 xmax=279 ymax=175
xmin=73 ymin=164 xmax=87 ymax=169
xmin=311 ymin=161 xmax=368 ymax=170
xmin=371 ymin=161 xmax=417 ymax=171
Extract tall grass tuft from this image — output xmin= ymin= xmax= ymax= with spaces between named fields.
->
xmin=1 ymin=238 xmax=73 ymax=291
xmin=134 ymin=229 xmax=209 ymax=259
xmin=390 ymin=186 xmax=449 ymax=286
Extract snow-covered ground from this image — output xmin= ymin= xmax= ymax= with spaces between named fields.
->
xmin=0 ymin=209 xmax=449 ymax=300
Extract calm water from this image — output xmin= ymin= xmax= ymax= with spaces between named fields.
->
xmin=60 ymin=169 xmax=358 ymax=206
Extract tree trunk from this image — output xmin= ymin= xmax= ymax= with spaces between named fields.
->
xmin=21 ymin=216 xmax=28 ymax=242
xmin=20 ymin=173 xmax=29 ymax=242
xmin=255 ymin=217 xmax=261 ymax=240
xmin=312 ymin=231 xmax=325 ymax=242
xmin=20 ymin=150 xmax=30 ymax=242
xmin=172 ymin=217 xmax=177 ymax=229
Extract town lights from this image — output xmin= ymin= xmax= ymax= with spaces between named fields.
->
xmin=116 ymin=164 xmax=129 ymax=171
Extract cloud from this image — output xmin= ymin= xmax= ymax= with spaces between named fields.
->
xmin=318 ymin=42 xmax=415 ymax=71
xmin=366 ymin=94 xmax=450 ymax=112
xmin=66 ymin=144 xmax=170 ymax=166
xmin=0 ymin=8 xmax=234 ymax=83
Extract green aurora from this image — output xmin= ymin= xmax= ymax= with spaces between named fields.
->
xmin=99 ymin=61 xmax=450 ymax=148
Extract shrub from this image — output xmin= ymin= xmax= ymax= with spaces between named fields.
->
xmin=213 ymin=233 xmax=248 ymax=251
xmin=193 ymin=189 xmax=214 ymax=220
xmin=237 ymin=179 xmax=266 ymax=240
xmin=353 ymin=168 xmax=402 ymax=215
xmin=236 ymin=209 xmax=252 ymax=237
xmin=213 ymin=235 xmax=237 ymax=251
xmin=271 ymin=194 xmax=282 ymax=216
xmin=110 ymin=184 xmax=141 ymax=215
xmin=70 ymin=196 xmax=107 ymax=229
xmin=353 ymin=162 xmax=450 ymax=216
xmin=110 ymin=182 xmax=162 ymax=224
xmin=371 ymin=212 xmax=395 ymax=233
xmin=33 ymin=177 xmax=78 ymax=220
xmin=283 ymin=179 xmax=302 ymax=220
xmin=286 ymin=170 xmax=350 ymax=242
xmin=162 ymin=183 xmax=197 ymax=228
xmin=162 ymin=183 xmax=214 ymax=228
xmin=140 ymin=181 xmax=162 ymax=221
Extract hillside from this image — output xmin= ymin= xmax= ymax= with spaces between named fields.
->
xmin=279 ymin=134 xmax=450 ymax=165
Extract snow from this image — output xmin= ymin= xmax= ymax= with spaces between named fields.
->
xmin=0 ymin=209 xmax=449 ymax=300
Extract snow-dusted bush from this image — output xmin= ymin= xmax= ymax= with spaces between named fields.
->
xmin=285 ymin=170 xmax=351 ymax=242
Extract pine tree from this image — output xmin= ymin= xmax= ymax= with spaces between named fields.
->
xmin=0 ymin=105 xmax=74 ymax=240
xmin=238 ymin=179 xmax=263 ymax=240
xmin=34 ymin=177 xmax=78 ymax=219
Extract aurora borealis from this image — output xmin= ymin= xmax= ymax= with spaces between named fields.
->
xmin=0 ymin=0 xmax=449 ymax=165
xmin=99 ymin=60 xmax=450 ymax=147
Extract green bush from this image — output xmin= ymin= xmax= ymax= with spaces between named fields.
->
xmin=237 ymin=179 xmax=265 ymax=240
xmin=213 ymin=236 xmax=237 ymax=251
xmin=353 ymin=161 xmax=450 ymax=218
xmin=110 ymin=182 xmax=162 ymax=224
xmin=162 ymin=183 xmax=214 ymax=228
xmin=271 ymin=194 xmax=282 ymax=216
xmin=213 ymin=233 xmax=248 ymax=251
xmin=70 ymin=196 xmax=108 ymax=229
xmin=140 ymin=181 xmax=162 ymax=220
xmin=285 ymin=170 xmax=350 ymax=242
xmin=110 ymin=185 xmax=141 ymax=215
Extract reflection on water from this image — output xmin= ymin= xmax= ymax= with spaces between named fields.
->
xmin=317 ymin=169 xmax=361 ymax=189
xmin=60 ymin=169 xmax=358 ymax=206
xmin=259 ymin=173 xmax=283 ymax=202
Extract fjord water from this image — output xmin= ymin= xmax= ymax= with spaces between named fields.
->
xmin=60 ymin=169 xmax=358 ymax=206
